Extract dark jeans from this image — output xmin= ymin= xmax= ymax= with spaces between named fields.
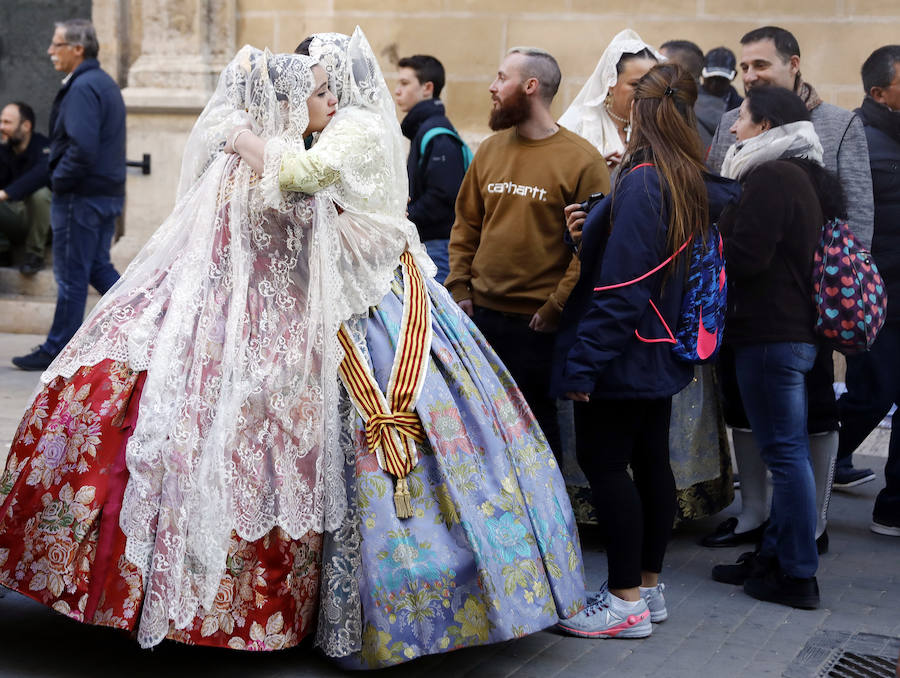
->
xmin=472 ymin=305 xmax=561 ymax=457
xmin=574 ymin=397 xmax=675 ymax=590
xmin=838 ymin=322 xmax=900 ymax=524
xmin=42 ymin=193 xmax=122 ymax=355
xmin=734 ymin=341 xmax=818 ymax=578
xmin=423 ymin=238 xmax=450 ymax=284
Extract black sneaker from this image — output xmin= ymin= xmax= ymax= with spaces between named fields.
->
xmin=19 ymin=253 xmax=45 ymax=276
xmin=712 ymin=550 xmax=776 ymax=585
xmin=743 ymin=569 xmax=819 ymax=609
xmin=833 ymin=465 xmax=876 ymax=489
xmin=12 ymin=346 xmax=55 ymax=371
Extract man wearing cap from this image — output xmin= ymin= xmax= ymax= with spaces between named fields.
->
xmin=702 ymin=47 xmax=743 ymax=109
xmin=696 ymin=47 xmax=742 ymax=151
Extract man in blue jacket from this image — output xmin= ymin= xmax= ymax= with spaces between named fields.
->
xmin=13 ymin=19 xmax=126 ymax=371
xmin=395 ymin=55 xmax=466 ymax=282
xmin=0 ymin=101 xmax=51 ymax=275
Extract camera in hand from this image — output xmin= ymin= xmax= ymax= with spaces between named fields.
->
xmin=579 ymin=191 xmax=606 ymax=214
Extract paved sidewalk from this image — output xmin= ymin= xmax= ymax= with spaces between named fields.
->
xmin=0 ymin=332 xmax=897 ymax=677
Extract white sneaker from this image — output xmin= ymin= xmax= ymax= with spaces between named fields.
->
xmin=557 ymin=589 xmax=651 ymax=639
xmin=639 ymin=582 xmax=668 ymax=622
xmin=871 ymin=520 xmax=900 ymax=537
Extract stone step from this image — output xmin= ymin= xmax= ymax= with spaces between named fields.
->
xmin=0 ymin=294 xmax=101 ymax=334
xmin=0 ymin=266 xmax=57 ymax=298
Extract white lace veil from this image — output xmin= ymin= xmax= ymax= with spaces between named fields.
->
xmin=262 ymin=26 xmax=433 ymax=324
xmin=558 ymin=29 xmax=663 ymax=157
xmin=41 ymin=47 xmax=350 ymax=647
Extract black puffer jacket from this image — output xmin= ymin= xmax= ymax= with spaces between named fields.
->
xmin=856 ymin=98 xmax=900 ymax=322
xmin=400 ymin=99 xmax=467 ymax=242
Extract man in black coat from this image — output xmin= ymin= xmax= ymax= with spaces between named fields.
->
xmin=0 ymin=101 xmax=51 ymax=274
xmin=395 ymin=55 xmax=466 ymax=282
xmin=837 ymin=45 xmax=900 ymax=537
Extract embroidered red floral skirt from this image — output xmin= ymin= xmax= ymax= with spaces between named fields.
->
xmin=0 ymin=359 xmax=322 ymax=650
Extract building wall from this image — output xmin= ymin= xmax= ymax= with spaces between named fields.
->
xmin=83 ymin=0 xmax=900 ymax=280
xmin=0 ymin=0 xmax=92 ymax=136
xmin=235 ymin=1 xmax=900 ymax=140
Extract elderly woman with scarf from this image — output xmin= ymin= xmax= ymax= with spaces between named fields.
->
xmin=710 ymin=86 xmax=847 ymax=610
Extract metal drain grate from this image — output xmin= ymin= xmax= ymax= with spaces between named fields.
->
xmin=785 ymin=631 xmax=900 ymax=678
xmin=827 ymin=651 xmax=897 ymax=677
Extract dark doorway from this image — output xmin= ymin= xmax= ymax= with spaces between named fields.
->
xmin=0 ymin=1 xmax=93 ymax=136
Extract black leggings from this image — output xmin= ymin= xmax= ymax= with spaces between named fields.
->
xmin=575 ymin=396 xmax=676 ymax=590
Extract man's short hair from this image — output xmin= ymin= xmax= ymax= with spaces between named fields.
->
xmin=740 ymin=26 xmax=800 ymax=62
xmin=660 ymin=40 xmax=704 ymax=81
xmin=397 ymin=55 xmax=446 ymax=99
xmin=506 ymin=47 xmax=561 ymax=104
xmin=862 ymin=44 xmax=900 ymax=94
xmin=56 ymin=18 xmax=99 ymax=59
xmin=9 ymin=102 xmax=35 ymax=129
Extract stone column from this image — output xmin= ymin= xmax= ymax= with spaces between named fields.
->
xmin=112 ymin=0 xmax=236 ymax=268
xmin=125 ymin=0 xmax=236 ymax=110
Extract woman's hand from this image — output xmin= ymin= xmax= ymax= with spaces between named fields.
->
xmin=565 ymin=391 xmax=590 ymax=402
xmin=225 ymin=124 xmax=253 ymax=154
xmin=225 ymin=125 xmax=266 ymax=174
xmin=564 ymin=203 xmax=587 ymax=244
xmin=604 ymin=150 xmax=623 ymax=169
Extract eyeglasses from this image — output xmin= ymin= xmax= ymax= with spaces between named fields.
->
xmin=50 ymin=41 xmax=70 ymax=49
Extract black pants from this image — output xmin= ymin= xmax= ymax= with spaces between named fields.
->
xmin=838 ymin=321 xmax=900 ymax=524
xmin=575 ymin=396 xmax=675 ymax=590
xmin=472 ymin=306 xmax=561 ymax=457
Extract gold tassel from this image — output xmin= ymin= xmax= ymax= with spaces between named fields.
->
xmin=393 ymin=476 xmax=414 ymax=519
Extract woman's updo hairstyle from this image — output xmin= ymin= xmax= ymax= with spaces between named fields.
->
xmin=745 ymin=85 xmax=810 ymax=129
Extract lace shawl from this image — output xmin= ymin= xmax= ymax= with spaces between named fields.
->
xmin=41 ymin=48 xmax=351 ymax=648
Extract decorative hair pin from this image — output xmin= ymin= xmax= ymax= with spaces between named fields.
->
xmin=663 ymin=86 xmax=675 ymax=98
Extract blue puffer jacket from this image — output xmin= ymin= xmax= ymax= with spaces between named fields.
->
xmin=552 ymin=164 xmax=740 ymax=399
xmin=48 ymin=59 xmax=126 ymax=197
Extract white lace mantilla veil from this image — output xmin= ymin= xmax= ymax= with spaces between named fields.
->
xmin=261 ymin=26 xmax=435 ymax=314
xmin=558 ymin=29 xmax=664 ymax=158
xmin=40 ymin=47 xmax=351 ymax=648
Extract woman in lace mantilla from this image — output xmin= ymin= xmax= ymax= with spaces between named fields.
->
xmin=229 ymin=28 xmax=585 ymax=668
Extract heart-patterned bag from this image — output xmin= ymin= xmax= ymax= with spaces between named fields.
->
xmin=812 ymin=218 xmax=887 ymax=354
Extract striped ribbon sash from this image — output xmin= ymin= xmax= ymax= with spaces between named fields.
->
xmin=337 ymin=250 xmax=433 ymax=518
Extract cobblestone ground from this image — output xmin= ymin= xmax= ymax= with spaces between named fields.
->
xmin=1 ymin=333 xmax=897 ymax=677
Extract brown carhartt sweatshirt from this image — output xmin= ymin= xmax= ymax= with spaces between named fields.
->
xmin=446 ymin=126 xmax=609 ymax=325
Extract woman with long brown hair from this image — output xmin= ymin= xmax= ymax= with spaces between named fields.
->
xmin=553 ymin=63 xmax=740 ymax=638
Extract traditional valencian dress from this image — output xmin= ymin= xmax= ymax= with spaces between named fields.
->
xmin=0 ymin=31 xmax=584 ymax=669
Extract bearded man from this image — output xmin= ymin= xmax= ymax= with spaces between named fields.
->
xmin=0 ymin=101 xmax=51 ymax=274
xmin=446 ymin=47 xmax=609 ymax=458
